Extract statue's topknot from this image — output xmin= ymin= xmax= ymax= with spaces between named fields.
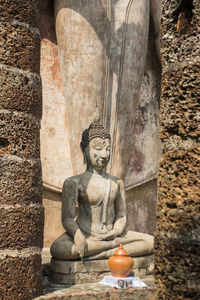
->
xmin=81 ymin=119 xmax=111 ymax=150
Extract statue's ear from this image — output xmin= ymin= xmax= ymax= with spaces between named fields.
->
xmin=80 ymin=142 xmax=86 ymax=164
xmin=80 ymin=142 xmax=84 ymax=153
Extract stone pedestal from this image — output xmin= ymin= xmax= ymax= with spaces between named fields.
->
xmin=50 ymin=255 xmax=154 ymax=286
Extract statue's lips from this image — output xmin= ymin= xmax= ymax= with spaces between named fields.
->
xmin=97 ymin=158 xmax=107 ymax=165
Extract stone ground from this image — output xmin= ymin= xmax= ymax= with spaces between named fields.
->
xmin=34 ymin=263 xmax=155 ymax=299
xmin=36 ymin=279 xmax=155 ymax=300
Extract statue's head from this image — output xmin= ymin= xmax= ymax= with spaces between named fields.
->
xmin=80 ymin=120 xmax=111 ymax=171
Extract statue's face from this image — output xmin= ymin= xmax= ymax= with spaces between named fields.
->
xmin=84 ymin=137 xmax=111 ymax=171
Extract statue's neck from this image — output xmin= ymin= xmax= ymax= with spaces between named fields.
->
xmin=86 ymin=165 xmax=106 ymax=175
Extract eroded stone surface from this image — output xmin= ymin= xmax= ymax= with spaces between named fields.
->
xmin=161 ymin=0 xmax=200 ymax=68
xmin=155 ymin=0 xmax=200 ymax=299
xmin=36 ymin=282 xmax=155 ymax=300
xmin=0 ymin=205 xmax=44 ymax=249
xmin=0 ymin=155 xmax=42 ymax=205
xmin=157 ymin=147 xmax=200 ymax=234
xmin=0 ymin=254 xmax=42 ymax=300
xmin=161 ymin=64 xmax=200 ymax=151
xmin=0 ymin=0 xmax=40 ymax=27
xmin=0 ymin=1 xmax=43 ymax=298
xmin=0 ymin=66 xmax=42 ymax=118
xmin=0 ymin=110 xmax=40 ymax=158
xmin=0 ymin=21 xmax=40 ymax=73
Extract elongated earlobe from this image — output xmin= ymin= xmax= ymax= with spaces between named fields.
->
xmin=83 ymin=152 xmax=86 ymax=164
xmin=80 ymin=142 xmax=86 ymax=164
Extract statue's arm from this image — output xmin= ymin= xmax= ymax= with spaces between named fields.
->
xmin=62 ymin=178 xmax=79 ymax=237
xmin=113 ymin=179 xmax=127 ymax=236
xmin=62 ymin=178 xmax=86 ymax=258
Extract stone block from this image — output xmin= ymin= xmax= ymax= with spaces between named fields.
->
xmin=50 ymin=255 xmax=154 ymax=286
xmin=0 ymin=0 xmax=40 ymax=27
xmin=0 ymin=65 xmax=42 ymax=118
xmin=50 ymin=271 xmax=110 ymax=286
xmin=155 ymin=234 xmax=200 ymax=299
xmin=0 ymin=21 xmax=40 ymax=73
xmin=0 ymin=205 xmax=44 ymax=249
xmin=0 ymin=155 xmax=42 ymax=205
xmin=51 ymin=258 xmax=110 ymax=274
xmin=160 ymin=64 xmax=200 ymax=152
xmin=0 ymin=109 xmax=40 ymax=158
xmin=0 ymin=254 xmax=42 ymax=300
xmin=161 ymin=0 xmax=200 ymax=67
xmin=157 ymin=147 xmax=200 ymax=234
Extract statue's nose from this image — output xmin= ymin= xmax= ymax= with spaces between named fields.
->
xmin=101 ymin=149 xmax=107 ymax=158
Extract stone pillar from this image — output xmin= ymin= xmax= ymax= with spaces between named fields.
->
xmin=155 ymin=0 xmax=200 ymax=299
xmin=0 ymin=1 xmax=43 ymax=299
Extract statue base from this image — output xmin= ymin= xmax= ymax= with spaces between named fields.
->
xmin=49 ymin=255 xmax=154 ymax=286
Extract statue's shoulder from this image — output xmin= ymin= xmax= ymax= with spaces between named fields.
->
xmin=108 ymin=174 xmax=125 ymax=189
xmin=109 ymin=174 xmax=119 ymax=182
xmin=62 ymin=175 xmax=81 ymax=189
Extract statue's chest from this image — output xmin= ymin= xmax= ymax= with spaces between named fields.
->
xmin=79 ymin=177 xmax=118 ymax=206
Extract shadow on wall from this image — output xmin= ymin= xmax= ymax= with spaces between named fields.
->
xmin=53 ymin=0 xmax=150 ymax=181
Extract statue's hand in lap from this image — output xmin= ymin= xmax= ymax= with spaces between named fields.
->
xmin=97 ymin=229 xmax=116 ymax=241
xmin=74 ymin=230 xmax=87 ymax=258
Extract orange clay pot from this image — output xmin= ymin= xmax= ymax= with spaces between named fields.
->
xmin=108 ymin=244 xmax=134 ymax=277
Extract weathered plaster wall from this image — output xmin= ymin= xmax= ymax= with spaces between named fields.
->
xmin=39 ymin=1 xmax=73 ymax=193
xmin=43 ymin=189 xmax=64 ymax=249
xmin=0 ymin=1 xmax=43 ymax=299
xmin=126 ymin=179 xmax=157 ymax=235
xmin=155 ymin=0 xmax=200 ymax=299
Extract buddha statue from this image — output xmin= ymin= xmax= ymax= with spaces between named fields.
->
xmin=50 ymin=120 xmax=153 ymax=260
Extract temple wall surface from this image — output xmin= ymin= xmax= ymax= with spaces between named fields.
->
xmin=0 ymin=1 xmax=43 ymax=299
xmin=155 ymin=0 xmax=200 ymax=299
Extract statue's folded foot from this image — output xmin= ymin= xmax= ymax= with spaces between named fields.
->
xmin=51 ymin=231 xmax=154 ymax=260
xmin=50 ymin=232 xmax=80 ymax=260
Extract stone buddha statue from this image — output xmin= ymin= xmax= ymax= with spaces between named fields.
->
xmin=50 ymin=120 xmax=153 ymax=260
